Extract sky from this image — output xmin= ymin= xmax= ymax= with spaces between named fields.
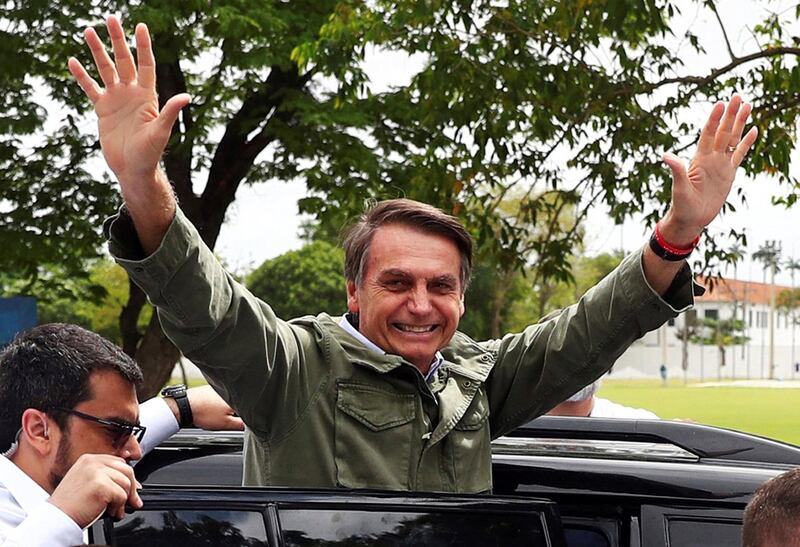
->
xmin=198 ymin=2 xmax=800 ymax=285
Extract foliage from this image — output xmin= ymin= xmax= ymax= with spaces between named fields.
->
xmin=688 ymin=317 xmax=748 ymax=369
xmin=3 ymin=259 xmax=153 ymax=345
xmin=247 ymin=241 xmax=347 ymax=320
xmin=777 ymin=288 xmax=800 ymax=311
xmin=7 ymin=0 xmax=800 ymax=391
xmin=461 ymin=251 xmax=623 ymax=340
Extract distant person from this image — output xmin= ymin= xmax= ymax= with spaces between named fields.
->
xmin=742 ymin=467 xmax=800 ymax=547
xmin=660 ymin=364 xmax=668 ymax=386
xmin=548 ymin=378 xmax=659 ymax=419
xmin=0 ymin=323 xmax=243 ymax=545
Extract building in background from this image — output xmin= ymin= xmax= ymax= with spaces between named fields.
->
xmin=613 ymin=277 xmax=799 ymax=381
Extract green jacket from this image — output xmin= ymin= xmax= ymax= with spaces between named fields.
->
xmin=107 ymin=208 xmax=694 ymax=492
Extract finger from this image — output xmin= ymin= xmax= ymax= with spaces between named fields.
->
xmin=135 ymin=23 xmax=156 ymax=89
xmin=84 ymin=26 xmax=118 ymax=87
xmin=696 ymin=102 xmax=725 ymax=154
xmin=107 ymin=15 xmax=137 ymax=84
xmin=68 ymin=57 xmax=102 ymax=103
xmin=731 ymin=126 xmax=758 ymax=167
xmin=713 ymin=94 xmax=743 ymax=152
xmin=106 ymin=464 xmax=142 ymax=509
xmin=662 ymin=152 xmax=688 ymax=189
xmin=228 ymin=416 xmax=245 ymax=431
xmin=728 ymin=102 xmax=753 ymax=146
xmin=157 ymin=93 xmax=191 ymax=133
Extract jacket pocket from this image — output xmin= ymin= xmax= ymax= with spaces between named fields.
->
xmin=451 ymin=389 xmax=492 ymax=492
xmin=335 ymin=381 xmax=416 ymax=489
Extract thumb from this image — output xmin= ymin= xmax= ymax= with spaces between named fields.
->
xmin=662 ymin=152 xmax=688 ymax=189
xmin=157 ymin=93 xmax=191 ymax=134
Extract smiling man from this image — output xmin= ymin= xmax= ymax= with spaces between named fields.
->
xmin=70 ymin=16 xmax=757 ymax=492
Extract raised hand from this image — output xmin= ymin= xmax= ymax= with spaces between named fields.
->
xmin=660 ymin=95 xmax=758 ymax=245
xmin=68 ymin=15 xmax=189 ymax=183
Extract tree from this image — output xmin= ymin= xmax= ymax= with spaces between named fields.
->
xmin=8 ymin=1 xmax=800 ymax=395
xmin=784 ymin=257 xmax=800 ymax=373
xmin=247 ymin=241 xmax=347 ymax=320
xmin=753 ymin=241 xmax=782 ymax=379
xmin=688 ymin=318 xmax=749 ymax=380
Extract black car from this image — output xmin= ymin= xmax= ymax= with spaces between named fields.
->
xmin=89 ymin=417 xmax=800 ymax=546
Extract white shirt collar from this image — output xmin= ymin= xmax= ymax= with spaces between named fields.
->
xmin=338 ymin=315 xmax=444 ymax=381
xmin=0 ymin=455 xmax=50 ymax=515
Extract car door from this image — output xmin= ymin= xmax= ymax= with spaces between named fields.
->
xmin=89 ymin=487 xmax=568 ymax=547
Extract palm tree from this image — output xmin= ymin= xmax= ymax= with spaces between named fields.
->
xmin=730 ymin=243 xmax=745 ymax=379
xmin=784 ymin=257 xmax=800 ymax=378
xmin=753 ymin=242 xmax=782 ymax=379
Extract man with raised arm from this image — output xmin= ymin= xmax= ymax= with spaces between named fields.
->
xmin=69 ymin=16 xmax=757 ymax=492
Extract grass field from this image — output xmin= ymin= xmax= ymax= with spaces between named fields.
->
xmin=599 ymin=379 xmax=800 ymax=446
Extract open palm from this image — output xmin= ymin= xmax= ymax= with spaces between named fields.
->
xmin=662 ymin=96 xmax=757 ymax=241
xmin=68 ymin=17 xmax=189 ymax=182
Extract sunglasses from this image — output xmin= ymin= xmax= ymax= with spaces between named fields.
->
xmin=52 ymin=407 xmax=147 ymax=449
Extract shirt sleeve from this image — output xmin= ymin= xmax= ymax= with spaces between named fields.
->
xmin=105 ymin=207 xmax=327 ymax=441
xmin=0 ymin=501 xmax=82 ymax=547
xmin=483 ymin=247 xmax=693 ymax=437
xmin=137 ymin=397 xmax=179 ymax=457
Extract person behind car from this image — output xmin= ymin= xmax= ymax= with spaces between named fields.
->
xmin=0 ymin=323 xmax=243 ymax=546
xmin=67 ymin=15 xmax=756 ymax=492
xmin=742 ymin=468 xmax=800 ymax=547
xmin=547 ymin=378 xmax=659 ymax=419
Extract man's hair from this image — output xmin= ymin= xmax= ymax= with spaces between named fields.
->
xmin=742 ymin=468 xmax=800 ymax=546
xmin=342 ymin=199 xmax=473 ymax=290
xmin=0 ymin=323 xmax=142 ymax=451
xmin=565 ymin=379 xmax=602 ymax=403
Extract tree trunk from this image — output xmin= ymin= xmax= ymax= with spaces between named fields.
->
xmin=120 ymin=279 xmax=146 ymax=357
xmin=489 ymin=278 xmax=509 ymax=339
xmin=135 ymin=314 xmax=182 ymax=400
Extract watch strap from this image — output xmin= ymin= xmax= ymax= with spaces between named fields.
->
xmin=161 ymin=385 xmax=194 ymax=428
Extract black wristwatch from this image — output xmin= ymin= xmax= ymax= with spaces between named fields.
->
xmin=161 ymin=384 xmax=194 ymax=428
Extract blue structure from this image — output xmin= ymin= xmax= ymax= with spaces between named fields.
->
xmin=0 ymin=297 xmax=37 ymax=346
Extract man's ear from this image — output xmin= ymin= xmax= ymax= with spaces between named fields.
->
xmin=459 ymin=293 xmax=466 ymax=317
xmin=346 ymin=280 xmax=360 ymax=313
xmin=19 ymin=409 xmax=55 ymax=456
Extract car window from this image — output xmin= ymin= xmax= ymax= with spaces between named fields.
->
xmin=666 ymin=518 xmax=741 ymax=547
xmin=564 ymin=527 xmax=611 ymax=547
xmin=278 ymin=508 xmax=549 ymax=546
xmin=109 ymin=509 xmax=268 ymax=546
xmin=641 ymin=505 xmax=743 ymax=547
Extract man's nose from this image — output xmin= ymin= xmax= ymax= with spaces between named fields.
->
xmin=121 ymin=434 xmax=143 ymax=462
xmin=408 ymin=288 xmax=433 ymax=314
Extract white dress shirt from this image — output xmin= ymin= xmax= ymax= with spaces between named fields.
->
xmin=0 ymin=397 xmax=179 ymax=546
xmin=590 ymin=397 xmax=659 ymax=419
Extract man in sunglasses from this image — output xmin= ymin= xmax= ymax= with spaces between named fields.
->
xmin=0 ymin=323 xmax=243 ymax=546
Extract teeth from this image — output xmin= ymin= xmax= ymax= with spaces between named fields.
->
xmin=396 ymin=324 xmax=434 ymax=333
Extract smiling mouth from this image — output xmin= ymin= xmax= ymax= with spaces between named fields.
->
xmin=393 ymin=323 xmax=438 ymax=333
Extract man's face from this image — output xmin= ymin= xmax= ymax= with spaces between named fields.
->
xmin=347 ymin=223 xmax=466 ymax=372
xmin=49 ymin=369 xmax=142 ymax=489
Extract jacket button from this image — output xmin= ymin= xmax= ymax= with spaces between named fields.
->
xmin=463 ymin=380 xmax=472 ymax=388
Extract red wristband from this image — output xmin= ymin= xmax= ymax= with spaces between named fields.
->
xmin=654 ymin=223 xmax=700 ymax=254
xmin=649 ymin=223 xmax=700 ymax=261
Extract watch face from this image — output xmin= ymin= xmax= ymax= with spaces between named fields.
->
xmin=163 ymin=385 xmax=186 ymax=397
